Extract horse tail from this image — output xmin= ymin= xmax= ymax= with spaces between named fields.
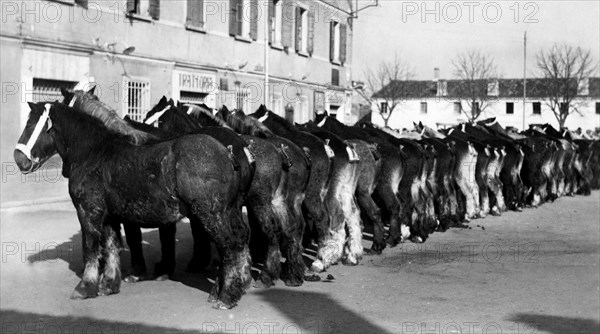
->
xmin=302 ymin=147 xmax=313 ymax=170
xmin=368 ymin=143 xmax=381 ymax=161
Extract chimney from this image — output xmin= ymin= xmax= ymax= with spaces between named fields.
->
xmin=433 ymin=67 xmax=440 ymax=81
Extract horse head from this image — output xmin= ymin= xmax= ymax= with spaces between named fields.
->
xmin=14 ymin=102 xmax=59 ymax=174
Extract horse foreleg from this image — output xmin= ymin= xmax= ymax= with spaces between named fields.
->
xmin=71 ymin=205 xmax=104 ymax=300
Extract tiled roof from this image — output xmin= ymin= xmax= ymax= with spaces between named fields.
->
xmin=373 ymin=77 xmax=600 ymax=99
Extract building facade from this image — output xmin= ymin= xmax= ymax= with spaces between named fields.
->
xmin=371 ymin=77 xmax=600 ymax=131
xmin=0 ymin=0 xmax=357 ymax=205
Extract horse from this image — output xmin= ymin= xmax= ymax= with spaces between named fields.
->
xmin=14 ymin=102 xmax=251 ymax=309
xmin=248 ymin=107 xmax=363 ymax=271
xmin=166 ymin=102 xmax=307 ymax=286
xmin=60 ymin=89 xmax=188 ymax=281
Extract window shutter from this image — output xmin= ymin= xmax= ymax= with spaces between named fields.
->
xmin=149 ymin=0 xmax=160 ymax=20
xmin=75 ymin=0 xmax=88 ymax=9
xmin=229 ymin=0 xmax=238 ymax=35
xmin=250 ymin=0 xmax=258 ymax=40
xmin=281 ymin=1 xmax=293 ymax=48
xmin=268 ymin=0 xmax=274 ymax=43
xmin=339 ymin=23 xmax=347 ymax=63
xmin=126 ymin=0 xmax=136 ymax=13
xmin=295 ymin=7 xmax=302 ymax=52
xmin=329 ymin=22 xmax=335 ymax=61
xmin=307 ymin=7 xmax=315 ymax=55
xmin=186 ymin=0 xmax=204 ymax=27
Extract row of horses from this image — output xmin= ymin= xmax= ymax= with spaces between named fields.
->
xmin=14 ymin=86 xmax=600 ymax=309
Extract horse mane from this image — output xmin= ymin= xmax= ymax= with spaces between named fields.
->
xmin=186 ymin=104 xmax=232 ymax=129
xmin=256 ymin=106 xmax=297 ymax=132
xmin=72 ymin=90 xmax=157 ymax=145
xmin=50 ymin=103 xmax=133 ymax=167
xmin=227 ymin=109 xmax=275 ymax=138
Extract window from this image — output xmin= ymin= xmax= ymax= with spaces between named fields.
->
xmin=579 ymin=78 xmax=589 ymax=96
xmin=487 ymin=80 xmax=499 ymax=96
xmin=229 ymin=0 xmax=257 ymax=40
xmin=420 ymin=102 xmax=428 ymax=114
xmin=474 ymin=102 xmax=480 ymax=113
xmin=533 ymin=102 xmax=541 ymax=115
xmin=506 ymin=102 xmax=514 ymax=114
xmin=234 ymin=82 xmax=251 ymax=112
xmin=454 ymin=102 xmax=462 ymax=114
xmin=331 ymin=68 xmax=340 ymax=86
xmin=180 ymin=91 xmax=207 ymax=105
xmin=380 ymin=102 xmax=388 ymax=115
xmin=32 ymin=78 xmax=77 ymax=103
xmin=270 ymin=0 xmax=283 ymax=46
xmin=596 ymin=102 xmax=600 ymax=115
xmin=123 ymin=79 xmax=151 ymax=122
xmin=329 ymin=105 xmax=340 ymax=118
xmin=437 ymin=81 xmax=447 ymax=97
xmin=329 ymin=20 xmax=347 ymax=64
xmin=186 ymin=0 xmax=205 ymax=30
xmin=295 ymin=6 xmax=308 ymax=54
xmin=126 ymin=0 xmax=159 ymax=20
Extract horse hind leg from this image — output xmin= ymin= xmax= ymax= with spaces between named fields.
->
xmin=98 ymin=221 xmax=123 ymax=296
xmin=205 ymin=208 xmax=252 ymax=309
xmin=342 ymin=197 xmax=364 ymax=266
xmin=248 ymin=206 xmax=281 ymax=288
xmin=155 ymin=224 xmax=177 ymax=280
xmin=122 ymin=223 xmax=147 ymax=283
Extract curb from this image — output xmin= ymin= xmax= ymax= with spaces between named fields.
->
xmin=1 ymin=196 xmax=71 ymax=211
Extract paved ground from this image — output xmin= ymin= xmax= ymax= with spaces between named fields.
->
xmin=1 ymin=192 xmax=599 ymax=334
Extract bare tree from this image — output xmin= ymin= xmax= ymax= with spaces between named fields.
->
xmin=536 ymin=43 xmax=596 ymax=129
xmin=451 ymin=49 xmax=500 ymax=122
xmin=360 ymin=54 xmax=414 ymax=128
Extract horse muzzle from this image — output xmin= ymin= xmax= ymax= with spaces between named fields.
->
xmin=14 ymin=149 xmax=40 ymax=174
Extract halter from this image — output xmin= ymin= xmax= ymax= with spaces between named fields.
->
xmin=257 ymin=113 xmax=269 ymax=123
xmin=317 ymin=116 xmax=327 ymax=127
xmin=145 ymin=105 xmax=171 ymax=126
xmin=15 ymin=103 xmax=52 ymax=163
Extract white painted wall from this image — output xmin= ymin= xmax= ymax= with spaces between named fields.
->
xmin=372 ymin=97 xmax=600 ymax=131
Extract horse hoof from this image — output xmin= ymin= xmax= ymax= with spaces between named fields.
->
xmin=98 ymin=285 xmax=120 ymax=296
xmin=71 ymin=281 xmax=98 ymax=300
xmin=364 ymin=248 xmax=382 ymax=256
xmin=303 ymin=274 xmax=321 ymax=282
xmin=310 ymin=260 xmax=325 ymax=273
xmin=342 ymin=256 xmax=359 ymax=266
xmin=123 ymin=275 xmax=142 ymax=283
xmin=213 ymin=301 xmax=235 ymax=310
xmin=283 ymin=278 xmax=303 ymax=287
xmin=155 ymin=274 xmax=170 ymax=281
xmin=253 ymin=279 xmax=274 ymax=289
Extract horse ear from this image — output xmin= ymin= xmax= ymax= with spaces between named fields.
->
xmin=419 ymin=121 xmax=424 ymax=127
xmin=27 ymin=102 xmax=36 ymax=110
xmin=159 ymin=96 xmax=167 ymax=104
xmin=60 ymin=88 xmax=69 ymax=97
xmin=168 ymin=98 xmax=175 ymax=105
xmin=87 ymin=86 xmax=96 ymax=95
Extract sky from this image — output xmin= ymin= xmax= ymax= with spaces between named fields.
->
xmin=352 ymin=0 xmax=600 ymax=81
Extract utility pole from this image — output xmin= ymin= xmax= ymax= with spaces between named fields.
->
xmin=264 ymin=1 xmax=270 ymax=109
xmin=522 ymin=31 xmax=527 ymax=130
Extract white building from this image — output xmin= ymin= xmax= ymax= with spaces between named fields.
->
xmin=371 ymin=77 xmax=600 ymax=131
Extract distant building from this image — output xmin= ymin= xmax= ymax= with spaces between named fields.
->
xmin=371 ymin=77 xmax=600 ymax=131
xmin=1 ymin=0 xmax=357 ymax=205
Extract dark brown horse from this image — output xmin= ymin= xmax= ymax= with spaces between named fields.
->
xmin=14 ymin=102 xmax=251 ymax=309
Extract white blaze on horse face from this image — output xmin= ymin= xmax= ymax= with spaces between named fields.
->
xmin=257 ymin=113 xmax=269 ymax=123
xmin=317 ymin=116 xmax=327 ymax=127
xmin=68 ymin=96 xmax=77 ymax=107
xmin=145 ymin=105 xmax=171 ymax=126
xmin=461 ymin=124 xmax=466 ymax=132
xmin=15 ymin=103 xmax=52 ymax=162
xmin=448 ymin=128 xmax=455 ymax=135
xmin=186 ymin=106 xmax=193 ymax=115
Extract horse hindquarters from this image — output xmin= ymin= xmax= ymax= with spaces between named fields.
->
xmin=174 ymin=136 xmax=251 ymax=309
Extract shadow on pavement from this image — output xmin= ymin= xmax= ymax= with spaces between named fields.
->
xmin=256 ymin=289 xmax=391 ymax=334
xmin=509 ymin=313 xmax=600 ymax=334
xmin=0 ymin=309 xmax=207 ymax=334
